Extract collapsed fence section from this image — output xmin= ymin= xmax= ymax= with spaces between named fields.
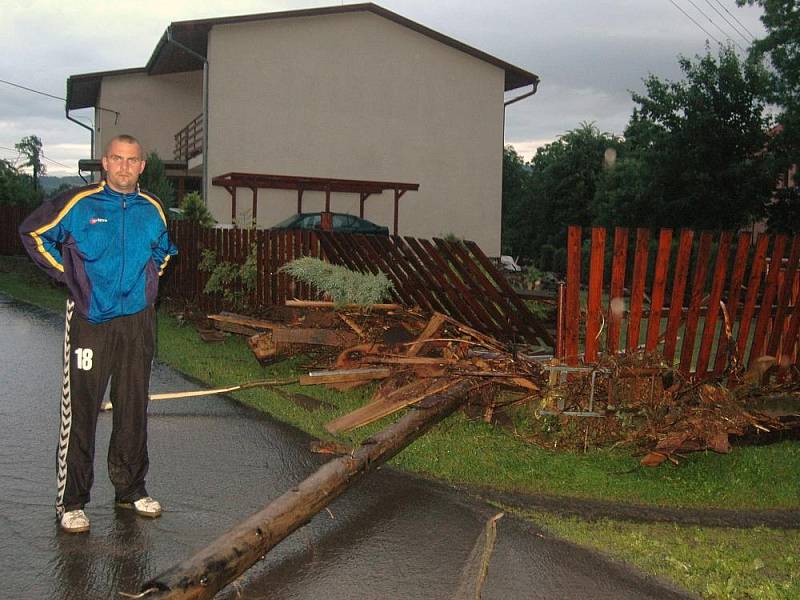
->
xmin=316 ymin=231 xmax=552 ymax=347
xmin=562 ymin=225 xmax=800 ymax=377
xmin=161 ymin=223 xmax=551 ymax=348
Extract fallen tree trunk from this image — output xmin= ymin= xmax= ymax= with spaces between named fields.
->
xmin=139 ymin=377 xmax=487 ymax=600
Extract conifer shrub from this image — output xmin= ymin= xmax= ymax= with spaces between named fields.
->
xmin=280 ymin=257 xmax=394 ymax=307
xmin=179 ymin=191 xmax=215 ymax=227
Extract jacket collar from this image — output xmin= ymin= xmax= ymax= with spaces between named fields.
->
xmin=102 ymin=180 xmax=140 ymax=199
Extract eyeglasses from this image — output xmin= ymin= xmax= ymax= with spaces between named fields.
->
xmin=106 ymin=155 xmax=142 ymax=166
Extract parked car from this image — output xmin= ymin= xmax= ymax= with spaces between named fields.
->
xmin=270 ymin=212 xmax=390 ymax=235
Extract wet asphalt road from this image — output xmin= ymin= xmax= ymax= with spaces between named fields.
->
xmin=0 ymin=294 xmax=694 ymax=599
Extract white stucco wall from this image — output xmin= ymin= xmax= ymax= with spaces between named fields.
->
xmin=205 ymin=11 xmax=506 ymax=254
xmin=95 ymin=71 xmax=203 ymax=160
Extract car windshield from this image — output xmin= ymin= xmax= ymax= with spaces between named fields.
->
xmin=271 ymin=212 xmax=388 ymax=235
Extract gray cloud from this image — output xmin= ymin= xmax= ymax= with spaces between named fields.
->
xmin=0 ymin=0 xmax=766 ymax=172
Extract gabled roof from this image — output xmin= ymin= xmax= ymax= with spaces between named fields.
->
xmin=67 ymin=3 xmax=538 ymax=110
xmin=67 ymin=67 xmax=146 ymax=110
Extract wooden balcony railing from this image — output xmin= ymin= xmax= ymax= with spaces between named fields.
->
xmin=174 ymin=114 xmax=203 ymax=161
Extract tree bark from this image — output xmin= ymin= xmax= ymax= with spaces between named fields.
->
xmin=140 ymin=377 xmax=486 ymax=600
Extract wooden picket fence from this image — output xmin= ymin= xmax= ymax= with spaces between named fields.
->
xmin=162 ymin=222 xmax=552 ymax=347
xmin=13 ymin=202 xmax=796 ymax=371
xmin=0 ymin=205 xmax=28 ymax=256
xmin=161 ymin=221 xmax=322 ymax=314
xmin=561 ymin=225 xmax=800 ymax=377
xmin=315 ymin=231 xmax=551 ymax=346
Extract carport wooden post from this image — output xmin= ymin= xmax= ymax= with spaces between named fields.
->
xmin=359 ymin=192 xmax=371 ymax=218
xmin=228 ymin=186 xmax=236 ymax=222
xmin=250 ymin=186 xmax=258 ymax=224
xmin=140 ymin=378 xmax=486 ymax=600
xmin=393 ymin=188 xmax=407 ymax=236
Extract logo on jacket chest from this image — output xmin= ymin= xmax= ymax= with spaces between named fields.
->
xmin=89 ymin=217 xmax=109 ymax=225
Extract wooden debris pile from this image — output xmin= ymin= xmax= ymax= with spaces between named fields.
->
xmin=202 ymin=304 xmax=797 ymax=467
xmin=543 ymin=351 xmax=795 ymax=466
xmin=205 ymin=304 xmax=547 ymax=434
xmin=633 ymin=379 xmax=786 ymax=467
xmin=322 ymin=311 xmax=545 ymax=433
xmin=205 ymin=300 xmax=415 ymax=364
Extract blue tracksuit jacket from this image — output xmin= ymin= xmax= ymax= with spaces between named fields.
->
xmin=19 ymin=181 xmax=178 ymax=323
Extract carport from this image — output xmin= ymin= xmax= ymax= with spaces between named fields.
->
xmin=211 ymin=172 xmax=419 ymax=234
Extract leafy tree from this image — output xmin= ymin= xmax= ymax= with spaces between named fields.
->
xmin=525 ymin=123 xmax=623 ymax=255
xmin=613 ymin=46 xmax=775 ymax=230
xmin=592 ymin=152 xmax=652 ymax=228
xmin=0 ymin=158 xmax=37 ymax=206
xmin=14 ymin=135 xmax=45 ymax=194
xmin=501 ymin=145 xmax=531 ymax=256
xmin=199 ymin=244 xmax=258 ymax=310
xmin=139 ymin=152 xmax=176 ymax=208
xmin=765 ymin=186 xmax=800 ymax=233
xmin=738 ymin=0 xmax=800 ymax=230
xmin=179 ymin=191 xmax=215 ymax=227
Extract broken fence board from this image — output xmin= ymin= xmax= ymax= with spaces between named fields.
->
xmin=299 ymin=367 xmax=391 ymax=385
xmin=271 ymin=326 xmax=359 ymax=347
xmin=362 ymin=355 xmax=455 ymax=366
xmin=212 ymin=321 xmax=261 ymax=337
xmin=284 ymin=299 xmax=402 ymax=310
xmin=208 ymin=312 xmax=282 ymax=331
xmin=406 ymin=312 xmax=447 ymax=357
xmin=325 ymin=377 xmax=460 ymax=433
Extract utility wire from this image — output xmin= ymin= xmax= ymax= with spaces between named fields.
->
xmin=0 ymin=77 xmax=120 ymax=118
xmin=685 ymin=0 xmax=747 ymax=51
xmin=0 ymin=78 xmax=64 ymax=101
xmin=713 ymin=0 xmax=757 ymax=40
xmin=668 ymin=0 xmax=724 ymax=47
xmin=0 ymin=144 xmax=72 ymax=170
xmin=0 ymin=144 xmax=21 ymax=158
xmin=41 ymin=153 xmax=71 ymax=169
xmin=704 ymin=0 xmax=754 ymax=44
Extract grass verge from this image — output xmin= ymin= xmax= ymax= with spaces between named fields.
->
xmin=514 ymin=507 xmax=800 ymax=600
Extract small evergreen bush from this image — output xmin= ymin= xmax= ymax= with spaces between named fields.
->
xmin=280 ymin=257 xmax=394 ymax=307
xmin=140 ymin=152 xmax=176 ymax=208
xmin=180 ymin=191 xmax=215 ymax=227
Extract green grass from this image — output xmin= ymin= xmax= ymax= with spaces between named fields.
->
xmin=0 ymin=256 xmax=69 ymax=311
xmin=515 ymin=508 xmax=800 ymax=600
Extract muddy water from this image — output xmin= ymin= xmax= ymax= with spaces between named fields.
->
xmin=0 ymin=295 xmax=693 ymax=599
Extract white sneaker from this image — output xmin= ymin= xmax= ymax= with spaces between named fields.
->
xmin=117 ymin=496 xmax=162 ymax=518
xmin=60 ymin=509 xmax=90 ymax=533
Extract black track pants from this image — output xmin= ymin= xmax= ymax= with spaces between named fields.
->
xmin=56 ymin=300 xmax=155 ymax=517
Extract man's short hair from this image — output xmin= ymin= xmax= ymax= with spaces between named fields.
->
xmin=104 ymin=134 xmax=143 ymax=159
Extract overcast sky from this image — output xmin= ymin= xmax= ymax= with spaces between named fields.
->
xmin=1 ymin=0 xmax=767 ymax=176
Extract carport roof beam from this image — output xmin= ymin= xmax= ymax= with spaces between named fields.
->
xmin=212 ymin=172 xmax=419 ymax=233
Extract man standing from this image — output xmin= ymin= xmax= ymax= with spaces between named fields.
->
xmin=19 ymin=134 xmax=177 ymax=533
